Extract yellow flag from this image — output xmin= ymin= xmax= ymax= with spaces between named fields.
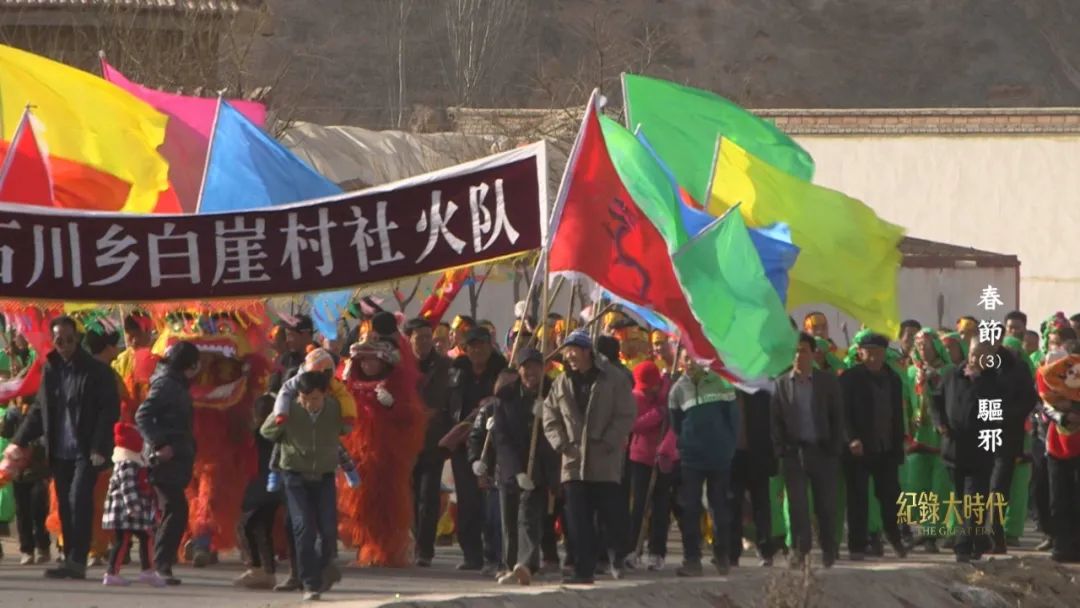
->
xmin=0 ymin=44 xmax=168 ymax=213
xmin=707 ymin=138 xmax=904 ymax=337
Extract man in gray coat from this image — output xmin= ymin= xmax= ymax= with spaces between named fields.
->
xmin=543 ymin=330 xmax=636 ymax=585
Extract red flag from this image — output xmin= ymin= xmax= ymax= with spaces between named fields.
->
xmin=547 ymin=93 xmax=735 ymax=379
xmin=0 ymin=109 xmax=54 ymax=206
xmin=418 ymin=268 xmax=472 ymax=325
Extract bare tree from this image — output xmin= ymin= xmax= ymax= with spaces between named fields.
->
xmin=439 ymin=0 xmax=528 ymax=107
xmin=391 ymin=277 xmax=424 ymax=312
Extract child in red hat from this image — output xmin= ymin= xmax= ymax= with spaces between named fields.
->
xmin=102 ymin=422 xmax=164 ymax=587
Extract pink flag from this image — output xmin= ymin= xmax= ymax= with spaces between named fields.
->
xmin=100 ymin=57 xmax=267 ymax=213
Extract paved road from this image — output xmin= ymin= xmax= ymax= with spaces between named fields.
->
xmin=0 ymin=523 xmax=1054 ymax=608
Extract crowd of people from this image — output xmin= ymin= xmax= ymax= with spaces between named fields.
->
xmin=0 ymin=304 xmax=1077 ymax=602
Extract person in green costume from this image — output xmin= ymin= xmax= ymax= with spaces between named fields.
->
xmin=904 ymin=329 xmax=954 ymax=552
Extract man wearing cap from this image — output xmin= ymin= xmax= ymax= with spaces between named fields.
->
xmin=271 ymin=315 xmax=316 ymax=396
xmin=840 ymin=333 xmax=908 ymax=560
xmin=445 ymin=325 xmax=508 ymax=571
xmin=490 ymin=348 xmax=558 ymax=585
xmin=543 ymin=330 xmax=636 ymax=585
xmin=771 ymin=332 xmax=846 ymax=569
xmin=402 ymin=318 xmax=453 ymax=568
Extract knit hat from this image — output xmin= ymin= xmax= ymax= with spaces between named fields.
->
xmin=633 ymin=360 xmax=662 ymax=390
xmin=562 ymin=329 xmax=592 ymax=350
xmin=113 ymin=422 xmax=143 ymax=453
xmin=371 ymin=311 xmax=399 ymax=338
xmin=302 ymin=348 xmax=335 ymax=373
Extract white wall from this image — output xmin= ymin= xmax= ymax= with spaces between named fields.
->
xmin=795 ymin=135 xmax=1080 ymax=321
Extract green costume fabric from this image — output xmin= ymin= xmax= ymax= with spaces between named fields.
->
xmin=1005 ymin=432 xmax=1033 ymax=539
xmin=814 ymin=337 xmax=844 ymax=374
xmin=0 ymin=406 xmax=13 ymax=523
xmin=1003 ymin=336 xmax=1036 ymax=376
xmin=903 ymin=330 xmax=954 ymax=537
xmin=769 ymin=475 xmax=788 ymax=539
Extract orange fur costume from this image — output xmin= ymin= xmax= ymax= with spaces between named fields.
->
xmin=337 ymin=334 xmax=427 ymax=567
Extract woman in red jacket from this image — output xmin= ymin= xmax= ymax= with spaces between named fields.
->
xmin=626 ymin=361 xmax=678 ymax=571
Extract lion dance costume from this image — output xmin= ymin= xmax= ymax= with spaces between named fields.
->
xmin=148 ymin=305 xmax=271 ymax=562
xmin=338 ymin=334 xmax=426 ymax=567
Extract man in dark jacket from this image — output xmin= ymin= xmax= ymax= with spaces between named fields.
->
xmin=730 ymin=388 xmax=777 ymax=567
xmin=669 ymin=361 xmax=740 ymax=576
xmin=404 ymin=318 xmax=453 ymax=568
xmin=932 ymin=337 xmax=1016 ymax=562
xmin=490 ymin=348 xmax=558 ymax=586
xmin=135 ymin=341 xmax=199 ymax=585
xmin=12 ymin=316 xmax=119 ymax=580
xmin=840 ymin=333 xmax=908 ymax=560
xmin=770 ymin=333 xmax=845 ymax=569
xmin=448 ymin=326 xmax=509 ymax=571
xmin=986 ymin=337 xmax=1037 ymax=554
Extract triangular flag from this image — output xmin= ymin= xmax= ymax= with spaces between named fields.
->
xmin=0 ymin=108 xmax=54 ymax=206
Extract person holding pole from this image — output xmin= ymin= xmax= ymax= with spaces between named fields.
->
xmin=627 ymin=361 xmax=677 ymax=571
xmin=491 ymin=348 xmax=558 ymax=585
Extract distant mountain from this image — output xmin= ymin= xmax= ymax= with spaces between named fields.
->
xmin=251 ymin=0 xmax=1080 ymax=127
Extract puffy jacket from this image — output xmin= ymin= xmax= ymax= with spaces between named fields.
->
xmin=260 ymin=395 xmax=346 ymax=480
xmin=668 ymin=371 xmax=739 ymax=471
xmin=135 ymin=366 xmax=195 ymax=487
xmin=629 ymin=390 xmax=668 ymax=465
xmin=542 ymin=357 xmax=636 ymax=483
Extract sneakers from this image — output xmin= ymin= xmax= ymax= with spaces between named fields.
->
xmin=1036 ymin=537 xmax=1054 ymax=552
xmin=20 ymin=553 xmax=34 ymax=565
xmin=35 ymin=549 xmax=52 ymax=564
xmin=480 ymin=562 xmax=499 ymax=577
xmin=102 ymin=573 xmax=130 ymax=586
xmin=497 ymin=564 xmax=532 ymax=586
xmin=415 ymin=557 xmax=432 ymax=568
xmin=623 ymin=554 xmax=640 ymax=570
xmin=302 ymin=590 xmax=321 ymax=601
xmin=760 ymin=556 xmax=774 ymax=567
xmin=676 ymin=560 xmax=703 ymax=577
xmin=192 ymin=548 xmax=212 ymax=568
xmin=138 ymin=570 xmax=168 ymax=588
xmin=88 ymin=556 xmax=106 ymax=567
xmin=234 ymin=568 xmax=276 ymax=590
xmin=646 ymin=554 xmax=665 ymax=571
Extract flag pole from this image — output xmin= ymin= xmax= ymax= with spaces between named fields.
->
xmin=0 ymin=106 xmax=30 ymax=191
xmin=194 ymin=95 xmax=224 ymax=214
xmin=97 ymin=49 xmax=108 ymax=78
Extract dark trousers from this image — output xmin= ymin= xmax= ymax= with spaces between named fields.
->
xmin=483 ymin=487 xmax=502 ymax=566
xmin=412 ymin=453 xmax=443 ymax=562
xmin=498 ymin=484 xmax=550 ymax=572
xmin=782 ymin=445 xmax=839 ymax=557
xmin=282 ymin=472 xmax=337 ymax=593
xmin=628 ymin=461 xmax=672 ymax=558
xmin=240 ymin=499 xmax=280 ymax=574
xmin=107 ymin=530 xmax=152 ymax=575
xmin=152 ymin=482 xmax=189 ymax=573
xmin=541 ymin=493 xmax=559 ymax=565
xmin=449 ymin=450 xmax=484 ymax=565
xmin=679 ymin=465 xmax=731 ymax=563
xmin=52 ymin=458 xmax=97 ymax=568
xmin=1047 ymin=454 xmax=1080 ymax=559
xmin=989 ymin=455 xmax=1015 ymax=550
xmin=948 ymin=465 xmax=992 ymax=557
xmin=844 ymin=453 xmax=902 ymax=552
xmin=564 ymin=481 xmax=621 ymax=580
xmin=13 ymin=479 xmax=49 ymax=555
xmin=1031 ymin=433 xmax=1052 ymax=535
xmin=730 ymin=451 xmax=773 ymax=563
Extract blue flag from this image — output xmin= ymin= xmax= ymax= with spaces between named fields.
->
xmin=199 ymin=100 xmax=351 ymax=338
xmin=635 ymin=131 xmax=798 ymax=303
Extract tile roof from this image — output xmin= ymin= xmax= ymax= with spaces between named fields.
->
xmin=0 ymin=0 xmax=245 ymax=13
xmin=758 ymin=108 xmax=1080 ymax=135
xmin=900 ymin=237 xmax=1018 ymax=268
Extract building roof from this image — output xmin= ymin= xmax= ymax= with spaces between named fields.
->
xmin=900 ymin=236 xmax=1018 ymax=269
xmin=450 ymin=106 xmax=1080 ymax=139
xmin=0 ymin=0 xmax=247 ymax=13
xmin=759 ymin=108 xmax=1080 ymax=135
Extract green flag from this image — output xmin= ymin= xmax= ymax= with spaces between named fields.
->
xmin=672 ymin=208 xmax=797 ymax=379
xmin=598 ymin=114 xmax=795 ymax=379
xmin=622 ymin=73 xmax=815 ymax=202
